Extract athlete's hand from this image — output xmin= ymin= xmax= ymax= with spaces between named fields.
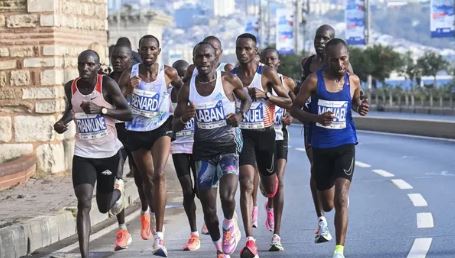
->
xmin=358 ymin=98 xmax=369 ymax=116
xmin=80 ymin=101 xmax=102 ymax=115
xmin=130 ymin=76 xmax=141 ymax=89
xmin=53 ymin=120 xmax=68 ymax=134
xmin=317 ymin=111 xmax=334 ymax=126
xmin=181 ymin=102 xmax=196 ymax=122
xmin=282 ymin=114 xmax=293 ymax=126
xmin=249 ymin=88 xmax=266 ymax=100
xmin=226 ymin=113 xmax=243 ymax=127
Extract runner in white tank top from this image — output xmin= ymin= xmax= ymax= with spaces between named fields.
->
xmin=117 ymin=35 xmax=183 ymax=257
xmin=53 ymin=50 xmax=133 ymax=255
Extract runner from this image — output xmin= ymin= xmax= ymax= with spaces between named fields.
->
xmin=110 ymin=44 xmax=154 ymax=241
xmin=300 ymin=24 xmax=336 ymax=243
xmin=118 ymin=35 xmax=183 ymax=257
xmin=170 ymin=59 xmax=201 ymax=251
xmin=232 ymin=33 xmax=291 ymax=258
xmin=291 ymin=38 xmax=369 ymax=258
xmin=260 ymin=47 xmax=296 ymax=251
xmin=173 ymin=42 xmax=251 ymax=258
xmin=53 ymin=50 xmax=133 ymax=257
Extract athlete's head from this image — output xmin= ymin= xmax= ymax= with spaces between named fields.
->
xmin=172 ymin=59 xmax=189 ymax=79
xmin=324 ymin=38 xmax=349 ymax=77
xmin=138 ymin=35 xmax=161 ymax=66
xmin=116 ymin=37 xmax=132 ymax=49
xmin=203 ymin=36 xmax=223 ymax=64
xmin=236 ymin=33 xmax=258 ymax=64
xmin=314 ymin=24 xmax=335 ymax=57
xmin=78 ymin=49 xmax=100 ymax=81
xmin=193 ymin=42 xmax=217 ymax=76
xmin=261 ymin=48 xmax=280 ymax=70
xmin=110 ymin=45 xmax=132 ymax=73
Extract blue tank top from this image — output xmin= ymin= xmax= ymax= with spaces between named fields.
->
xmin=309 ymin=69 xmax=357 ymax=148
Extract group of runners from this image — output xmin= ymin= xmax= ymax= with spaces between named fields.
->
xmin=54 ymin=24 xmax=369 ymax=258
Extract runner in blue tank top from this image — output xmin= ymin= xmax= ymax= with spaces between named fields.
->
xmin=291 ymin=38 xmax=368 ymax=258
xmin=117 ymin=35 xmax=183 ymax=257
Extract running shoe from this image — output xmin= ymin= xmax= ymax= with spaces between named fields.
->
xmin=114 ymin=229 xmax=132 ymax=250
xmin=140 ymin=213 xmax=152 ymax=240
xmin=315 ymin=217 xmax=332 ymax=243
xmin=333 ymin=251 xmax=345 ymax=258
xmin=251 ymin=206 xmax=258 ymax=228
xmin=109 ymin=178 xmax=125 ymax=216
xmin=240 ymin=239 xmax=259 ymax=258
xmin=217 ymin=252 xmax=231 ymax=258
xmin=152 ymin=236 xmax=168 ymax=257
xmin=201 ymin=223 xmax=210 ymax=235
xmin=269 ymin=234 xmax=284 ymax=251
xmin=222 ymin=219 xmax=241 ymax=254
xmin=265 ymin=203 xmax=274 ymax=232
xmin=183 ymin=233 xmax=201 ymax=251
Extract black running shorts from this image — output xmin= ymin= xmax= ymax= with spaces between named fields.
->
xmin=126 ymin=117 xmax=173 ymax=152
xmin=240 ymin=126 xmax=276 ymax=176
xmin=312 ymin=144 xmax=355 ymax=191
xmin=275 ymin=127 xmax=288 ymax=161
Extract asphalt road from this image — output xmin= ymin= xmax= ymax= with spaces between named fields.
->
xmin=39 ymin=125 xmax=455 ymax=258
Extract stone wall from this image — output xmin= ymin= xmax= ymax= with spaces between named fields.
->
xmin=0 ymin=0 xmax=108 ymax=175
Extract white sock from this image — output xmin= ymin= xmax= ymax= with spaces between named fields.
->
xmin=191 ymin=231 xmax=199 ymax=237
xmin=155 ymin=231 xmax=164 ymax=239
xmin=213 ymin=239 xmax=222 ymax=252
xmin=319 ymin=216 xmax=326 ymax=222
xmin=141 ymin=207 xmax=150 ymax=214
xmin=246 ymin=236 xmax=256 ymax=242
xmin=119 ymin=223 xmax=127 ymax=230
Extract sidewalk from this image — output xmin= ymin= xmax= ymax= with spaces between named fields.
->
xmin=0 ymin=157 xmax=181 ymax=258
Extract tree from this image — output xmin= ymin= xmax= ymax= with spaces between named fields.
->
xmin=417 ymin=51 xmax=449 ymax=88
xmin=276 ymin=50 xmax=307 ymax=82
xmin=400 ymin=51 xmax=420 ymax=89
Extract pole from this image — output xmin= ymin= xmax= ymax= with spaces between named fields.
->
xmin=365 ymin=0 xmax=373 ymax=94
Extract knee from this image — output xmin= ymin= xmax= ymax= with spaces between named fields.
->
xmin=98 ymin=204 xmax=110 ymax=214
xmin=240 ymin=178 xmax=254 ymax=193
xmin=182 ymin=188 xmax=195 ymax=201
xmin=322 ymin=199 xmax=334 ymax=212
xmin=152 ymin=167 xmax=166 ymax=184
xmin=77 ymin=197 xmax=92 ymax=212
xmin=219 ymin=190 xmax=235 ymax=203
xmin=334 ymin=193 xmax=349 ymax=210
xmin=203 ymin=206 xmax=217 ymax=221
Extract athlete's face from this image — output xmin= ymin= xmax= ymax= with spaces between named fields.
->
xmin=314 ymin=29 xmax=333 ymax=56
xmin=261 ymin=50 xmax=280 ymax=70
xmin=193 ymin=45 xmax=217 ymax=76
xmin=111 ymin=46 xmax=132 ymax=73
xmin=205 ymin=39 xmax=222 ymax=64
xmin=78 ymin=53 xmax=100 ymax=80
xmin=138 ymin=38 xmax=161 ymax=66
xmin=325 ymin=44 xmax=349 ymax=77
xmin=236 ymin=38 xmax=258 ymax=64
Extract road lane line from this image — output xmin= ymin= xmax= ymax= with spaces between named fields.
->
xmin=391 ymin=179 xmax=413 ymax=189
xmin=417 ymin=212 xmax=434 ymax=228
xmin=408 ymin=193 xmax=428 ymax=207
xmin=407 ymin=238 xmax=432 ymax=258
xmin=373 ymin=169 xmax=395 ymax=177
xmin=295 ymin=147 xmax=306 ymax=152
xmin=355 ymin=161 xmax=371 ymax=168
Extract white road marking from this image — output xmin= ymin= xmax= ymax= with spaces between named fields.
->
xmin=408 ymin=193 xmax=428 ymax=207
xmin=295 ymin=147 xmax=306 ymax=152
xmin=407 ymin=238 xmax=432 ymax=258
xmin=355 ymin=161 xmax=371 ymax=168
xmin=391 ymin=179 xmax=413 ymax=189
xmin=417 ymin=212 xmax=434 ymax=228
xmin=373 ymin=169 xmax=395 ymax=177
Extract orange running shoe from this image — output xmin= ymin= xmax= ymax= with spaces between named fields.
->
xmin=183 ymin=233 xmax=201 ymax=251
xmin=114 ymin=229 xmax=132 ymax=250
xmin=140 ymin=213 xmax=152 ymax=240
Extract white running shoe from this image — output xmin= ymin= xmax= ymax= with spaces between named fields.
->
xmin=315 ymin=217 xmax=332 ymax=243
xmin=333 ymin=251 xmax=345 ymax=258
xmin=109 ymin=178 xmax=125 ymax=216
xmin=152 ymin=235 xmax=168 ymax=257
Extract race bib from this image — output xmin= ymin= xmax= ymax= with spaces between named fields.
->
xmin=74 ymin=113 xmax=108 ymax=140
xmin=195 ymin=100 xmax=227 ymax=129
xmin=130 ymin=89 xmax=161 ymax=118
xmin=240 ymin=102 xmax=265 ymax=129
xmin=176 ymin=118 xmax=194 ymax=137
xmin=316 ymin=99 xmax=348 ymax=129
xmin=275 ymin=107 xmax=284 ymax=126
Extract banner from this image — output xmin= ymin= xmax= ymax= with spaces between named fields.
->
xmin=276 ymin=8 xmax=294 ymax=55
xmin=345 ymin=0 xmax=366 ymax=45
xmin=430 ymin=0 xmax=455 ymax=37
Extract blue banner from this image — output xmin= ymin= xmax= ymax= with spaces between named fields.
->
xmin=430 ymin=0 xmax=455 ymax=37
xmin=276 ymin=9 xmax=295 ymax=55
xmin=345 ymin=0 xmax=366 ymax=45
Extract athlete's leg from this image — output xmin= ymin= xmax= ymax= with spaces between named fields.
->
xmin=272 ymin=158 xmax=286 ymax=235
xmin=334 ymin=178 xmax=350 ymax=246
xmin=239 ymin=164 xmax=255 ymax=238
xmin=257 ymin=128 xmax=278 ymax=196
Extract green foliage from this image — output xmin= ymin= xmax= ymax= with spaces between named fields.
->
xmin=416 ymin=52 xmax=449 ymax=78
xmin=277 ymin=50 xmax=307 ymax=81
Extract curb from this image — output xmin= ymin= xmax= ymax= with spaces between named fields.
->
xmin=0 ymin=159 xmax=178 ymax=258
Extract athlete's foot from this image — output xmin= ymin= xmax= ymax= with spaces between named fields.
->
xmin=183 ymin=233 xmax=201 ymax=251
xmin=251 ymin=206 xmax=258 ymax=228
xmin=109 ymin=178 xmax=125 ymax=216
xmin=269 ymin=234 xmax=284 ymax=252
xmin=114 ymin=229 xmax=132 ymax=251
xmin=333 ymin=251 xmax=345 ymax=258
xmin=217 ymin=251 xmax=231 ymax=258
xmin=222 ymin=218 xmax=241 ymax=254
xmin=314 ymin=217 xmax=332 ymax=243
xmin=240 ymin=238 xmax=259 ymax=258
xmin=201 ymin=223 xmax=209 ymax=235
xmin=152 ymin=235 xmax=168 ymax=257
xmin=265 ymin=204 xmax=274 ymax=232
xmin=140 ymin=213 xmax=152 ymax=240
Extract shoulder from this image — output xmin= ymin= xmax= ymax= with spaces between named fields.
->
xmin=164 ymin=65 xmax=178 ymax=77
xmin=261 ymin=65 xmax=277 ymax=78
xmin=348 ymin=73 xmax=360 ymax=86
xmin=283 ymin=75 xmax=296 ymax=89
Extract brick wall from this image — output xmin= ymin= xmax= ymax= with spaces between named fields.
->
xmin=0 ymin=0 xmax=108 ymax=175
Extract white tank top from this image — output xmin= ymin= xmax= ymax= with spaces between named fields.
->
xmin=274 ymin=73 xmax=285 ymax=140
xmin=71 ymin=75 xmax=123 ymax=158
xmin=125 ymin=63 xmax=171 ymax=132
xmin=189 ymin=70 xmax=235 ymax=130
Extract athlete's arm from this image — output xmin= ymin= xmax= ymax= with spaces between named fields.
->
xmin=165 ymin=65 xmax=184 ymax=90
xmin=290 ymin=73 xmax=333 ymax=126
xmin=182 ymin=64 xmax=195 ymax=83
xmin=262 ymin=66 xmax=292 ymax=108
xmin=350 ymin=74 xmax=368 ymax=116
xmin=53 ymin=82 xmax=73 ymax=134
xmin=117 ymin=68 xmax=133 ymax=96
xmin=172 ymin=82 xmax=195 ymax=132
xmin=283 ymin=76 xmax=296 ymax=104
xmin=102 ymin=76 xmax=133 ymax=121
xmin=225 ymin=73 xmax=251 ymax=127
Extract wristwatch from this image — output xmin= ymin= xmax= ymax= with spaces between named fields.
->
xmin=101 ymin=107 xmax=108 ymax=115
xmin=264 ymin=91 xmax=272 ymax=100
